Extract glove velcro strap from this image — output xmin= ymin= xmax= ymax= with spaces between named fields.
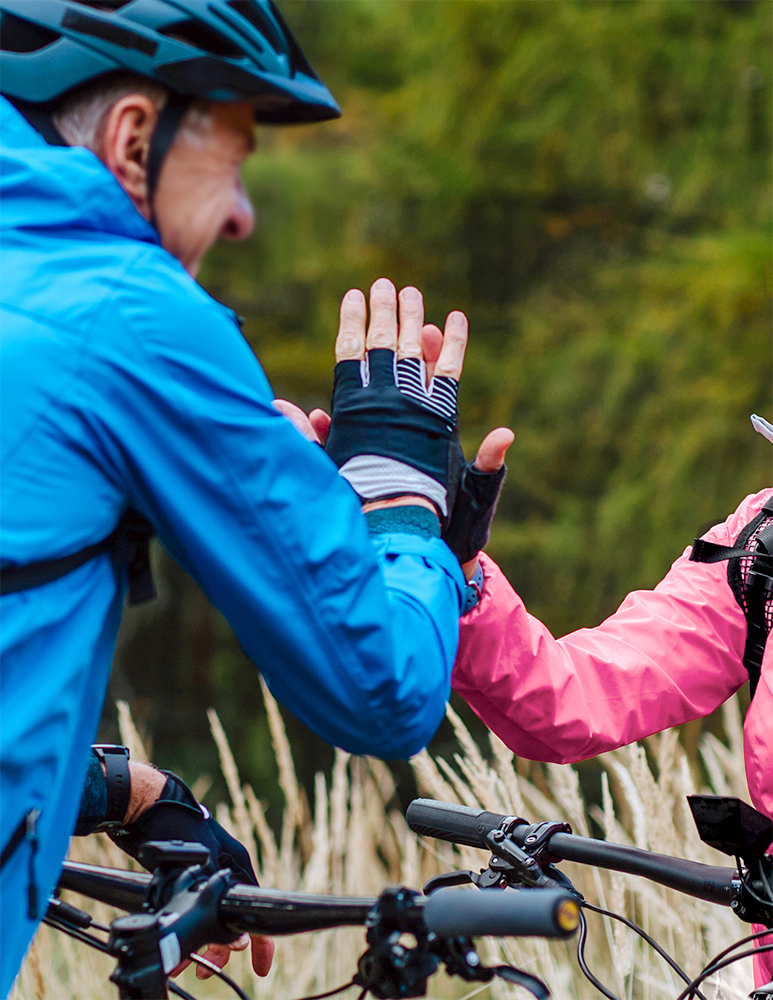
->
xmin=443 ymin=463 xmax=507 ymax=565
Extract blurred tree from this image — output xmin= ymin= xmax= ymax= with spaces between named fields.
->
xmin=104 ymin=0 xmax=772 ymax=816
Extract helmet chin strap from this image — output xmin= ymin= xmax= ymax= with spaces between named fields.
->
xmin=145 ymin=93 xmax=192 ymax=231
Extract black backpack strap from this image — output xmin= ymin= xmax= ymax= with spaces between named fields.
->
xmin=0 ymin=510 xmax=156 ymax=606
xmin=111 ymin=510 xmax=157 ymax=605
xmin=689 ymin=539 xmax=754 ymax=563
xmin=690 ymin=503 xmax=773 ymax=699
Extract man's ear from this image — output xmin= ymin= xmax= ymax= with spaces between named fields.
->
xmin=101 ymin=95 xmax=159 ymax=220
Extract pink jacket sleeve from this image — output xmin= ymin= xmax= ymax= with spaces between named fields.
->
xmin=455 ymin=487 xmax=773 ymax=987
xmin=453 ymin=489 xmax=771 ymax=769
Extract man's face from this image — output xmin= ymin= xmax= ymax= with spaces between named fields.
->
xmin=154 ymin=100 xmax=256 ymax=277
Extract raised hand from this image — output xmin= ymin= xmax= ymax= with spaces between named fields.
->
xmin=278 ymin=277 xmax=514 ymax=569
xmin=323 ymin=278 xmax=468 ymax=522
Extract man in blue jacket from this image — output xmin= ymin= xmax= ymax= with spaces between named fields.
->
xmin=0 ymin=1 xmax=495 ymax=990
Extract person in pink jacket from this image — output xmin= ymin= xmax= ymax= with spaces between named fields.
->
xmin=311 ymin=306 xmax=772 ymax=987
xmin=454 ymin=469 xmax=773 ymax=987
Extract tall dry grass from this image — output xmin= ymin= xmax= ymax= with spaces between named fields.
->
xmin=11 ymin=689 xmax=754 ymax=1000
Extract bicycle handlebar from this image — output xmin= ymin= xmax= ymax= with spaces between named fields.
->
xmin=60 ymin=861 xmax=150 ymax=912
xmin=423 ymin=887 xmax=577 ymax=938
xmin=407 ymin=798 xmax=739 ymax=907
xmin=59 ymin=860 xmax=578 ymax=939
xmin=61 ymin=861 xmax=379 ymax=934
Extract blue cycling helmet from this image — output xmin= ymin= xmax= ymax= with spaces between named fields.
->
xmin=0 ymin=0 xmax=340 ymax=124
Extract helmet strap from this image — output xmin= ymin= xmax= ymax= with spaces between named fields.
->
xmin=146 ymin=93 xmax=192 ymax=229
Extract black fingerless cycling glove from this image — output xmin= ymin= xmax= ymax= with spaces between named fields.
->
xmin=443 ymin=461 xmax=507 ymax=565
xmin=108 ymin=771 xmax=258 ymax=886
xmin=325 ymin=350 xmax=461 ymax=523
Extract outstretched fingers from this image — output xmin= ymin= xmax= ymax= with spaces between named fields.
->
xmin=193 ymin=934 xmax=274 ymax=981
xmin=336 ymin=288 xmax=367 ymax=362
xmin=250 ymin=934 xmax=275 ymax=977
xmin=309 ymin=408 xmax=331 ymax=445
xmin=433 ymin=310 xmax=468 ymax=381
xmin=366 ymin=277 xmax=398 ymax=351
xmin=336 ymin=281 xmax=468 ymax=381
xmin=421 ymin=324 xmax=443 ymax=384
xmin=273 ymin=399 xmax=321 ymax=443
xmin=396 ymin=286 xmax=425 ymax=360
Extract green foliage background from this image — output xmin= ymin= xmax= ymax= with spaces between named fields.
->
xmin=106 ymin=0 xmax=772 ymax=818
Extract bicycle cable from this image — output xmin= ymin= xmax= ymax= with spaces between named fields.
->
xmin=577 ymin=910 xmax=622 ymax=1000
xmin=285 ymin=978 xmax=358 ymax=1000
xmin=674 ymin=943 xmax=773 ymax=1000
xmin=42 ymin=916 xmax=113 ymax=956
xmin=758 ymin=858 xmax=773 ymax=902
xmin=188 ymin=953 xmax=250 ymax=1000
xmin=581 ymin=901 xmax=706 ymax=1000
xmin=699 ymin=927 xmax=773 ymax=978
xmin=737 ymin=856 xmax=773 ymax=909
xmin=169 ymin=984 xmax=199 ymax=1000
xmin=44 ymin=914 xmax=204 ymax=1000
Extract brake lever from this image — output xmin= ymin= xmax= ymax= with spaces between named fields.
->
xmin=494 ymin=964 xmax=551 ymax=999
xmin=423 ymin=867 xmax=509 ymax=894
xmin=436 ymin=936 xmax=550 ymax=999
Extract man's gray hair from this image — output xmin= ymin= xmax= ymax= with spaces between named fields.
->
xmin=54 ymin=72 xmax=213 ymax=158
xmin=54 ymin=73 xmax=168 ymax=155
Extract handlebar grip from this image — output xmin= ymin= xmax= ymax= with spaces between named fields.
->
xmin=407 ymin=798 xmax=510 ymax=849
xmin=423 ymin=887 xmax=580 ymax=939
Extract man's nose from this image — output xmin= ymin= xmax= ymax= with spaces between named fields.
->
xmin=221 ymin=178 xmax=254 ymax=241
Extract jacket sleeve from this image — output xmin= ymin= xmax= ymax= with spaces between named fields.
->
xmin=453 ymin=491 xmax=772 ymax=763
xmin=84 ymin=256 xmax=464 ymax=760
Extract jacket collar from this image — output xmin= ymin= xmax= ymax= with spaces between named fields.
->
xmin=0 ymin=97 xmax=160 ymax=247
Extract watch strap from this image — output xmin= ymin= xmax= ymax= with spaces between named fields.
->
xmin=92 ymin=745 xmax=131 ymax=829
xmin=462 ymin=561 xmax=484 ymax=615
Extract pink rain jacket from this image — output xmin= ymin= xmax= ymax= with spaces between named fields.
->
xmin=454 ymin=487 xmax=773 ymax=986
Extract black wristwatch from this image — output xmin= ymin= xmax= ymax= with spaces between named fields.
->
xmin=92 ymin=744 xmax=131 ymax=831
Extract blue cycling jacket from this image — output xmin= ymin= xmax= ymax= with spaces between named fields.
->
xmin=0 ymin=98 xmax=464 ymax=994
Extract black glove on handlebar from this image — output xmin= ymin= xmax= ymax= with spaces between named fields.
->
xmin=108 ymin=771 xmax=258 ymax=886
xmin=325 ymin=350 xmax=461 ymax=524
xmin=442 ymin=461 xmax=507 ymax=565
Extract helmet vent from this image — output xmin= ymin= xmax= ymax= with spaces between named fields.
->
xmin=160 ymin=19 xmax=244 ymax=59
xmin=227 ymin=1 xmax=284 ymax=54
xmin=0 ymin=12 xmax=61 ymax=53
xmin=72 ymin=1 xmax=134 ymax=9
xmin=61 ymin=9 xmax=157 ymax=56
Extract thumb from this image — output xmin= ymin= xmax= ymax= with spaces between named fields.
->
xmin=473 ymin=427 xmax=515 ymax=473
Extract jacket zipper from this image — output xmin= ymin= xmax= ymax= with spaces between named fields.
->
xmin=25 ymin=808 xmax=40 ymax=918
xmin=0 ymin=808 xmax=41 ymax=918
